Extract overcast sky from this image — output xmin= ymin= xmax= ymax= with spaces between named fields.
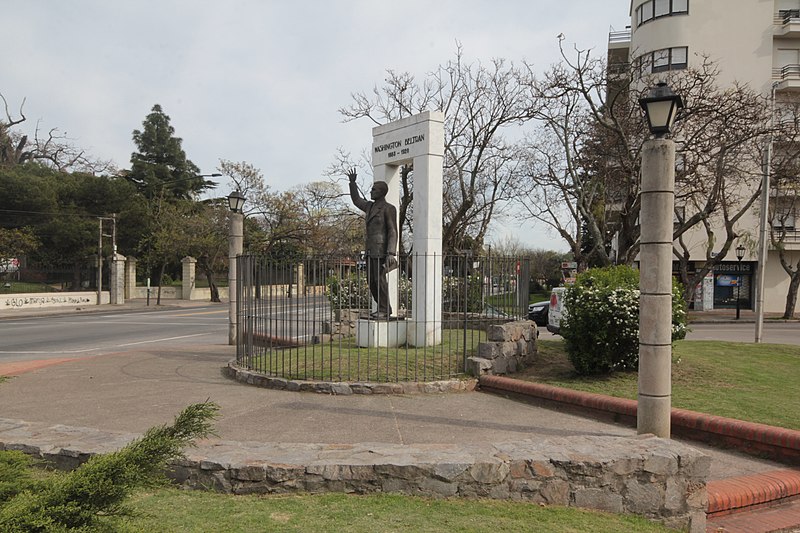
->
xmin=5 ymin=0 xmax=630 ymax=250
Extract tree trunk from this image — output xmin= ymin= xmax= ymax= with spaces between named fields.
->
xmin=203 ymin=267 xmax=220 ymax=302
xmin=156 ymin=262 xmax=166 ymax=306
xmin=783 ymin=270 xmax=800 ymax=319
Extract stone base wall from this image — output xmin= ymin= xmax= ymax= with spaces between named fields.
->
xmin=468 ymin=321 xmax=537 ymax=377
xmin=224 ymin=363 xmax=476 ymax=395
xmin=0 ymin=418 xmax=708 ymax=532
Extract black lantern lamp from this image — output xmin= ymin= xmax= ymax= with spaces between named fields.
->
xmin=227 ymin=190 xmax=246 ymax=213
xmin=639 ymin=82 xmax=684 ymax=138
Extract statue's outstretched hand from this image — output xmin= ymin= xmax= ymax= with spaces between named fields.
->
xmin=383 ymin=255 xmax=398 ymax=274
xmin=346 ymin=167 xmax=357 ymax=182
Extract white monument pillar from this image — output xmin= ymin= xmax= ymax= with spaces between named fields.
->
xmin=371 ymin=110 xmax=445 ymax=347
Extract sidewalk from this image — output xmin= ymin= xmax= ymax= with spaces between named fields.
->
xmin=0 ymin=297 xmax=217 ymax=320
xmin=688 ymin=308 xmax=798 ymax=324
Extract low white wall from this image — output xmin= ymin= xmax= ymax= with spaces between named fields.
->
xmin=1 ymin=291 xmax=108 ymax=310
xmin=129 ymin=287 xmax=231 ymax=300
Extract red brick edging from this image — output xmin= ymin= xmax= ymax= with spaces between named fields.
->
xmin=707 ymin=470 xmax=800 ymax=517
xmin=478 ymin=375 xmax=800 ymax=465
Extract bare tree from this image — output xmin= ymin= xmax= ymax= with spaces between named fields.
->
xmin=338 ymin=46 xmax=537 ymax=253
xmin=516 ymin=38 xmax=644 ymax=271
xmin=220 ymin=159 xmax=361 ymax=257
xmin=516 ymin=41 xmax=773 ymax=304
xmin=1 ymin=93 xmax=114 ymax=174
xmin=768 ymin=94 xmax=800 ymax=317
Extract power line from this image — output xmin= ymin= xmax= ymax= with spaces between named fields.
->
xmin=0 ymin=208 xmax=108 ymax=218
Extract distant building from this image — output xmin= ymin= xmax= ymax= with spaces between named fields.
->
xmin=609 ymin=0 xmax=800 ymax=313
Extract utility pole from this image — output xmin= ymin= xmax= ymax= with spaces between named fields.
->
xmin=97 ymin=218 xmax=103 ymax=305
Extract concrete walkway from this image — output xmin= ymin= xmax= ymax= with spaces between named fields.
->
xmin=0 ymin=299 xmax=798 ymax=532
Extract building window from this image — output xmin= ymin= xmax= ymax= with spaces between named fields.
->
xmin=634 ymin=46 xmax=689 ymax=75
xmin=635 ymin=0 xmax=689 ymax=28
xmin=773 ymin=209 xmax=796 ymax=231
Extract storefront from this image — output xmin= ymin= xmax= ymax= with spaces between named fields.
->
xmin=675 ymin=261 xmax=755 ymax=311
xmin=712 ymin=261 xmax=753 ymax=310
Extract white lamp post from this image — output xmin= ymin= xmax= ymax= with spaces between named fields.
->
xmin=637 ymin=82 xmax=683 ymax=438
xmin=228 ymin=190 xmax=246 ymax=345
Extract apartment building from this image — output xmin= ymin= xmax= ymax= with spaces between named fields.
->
xmin=610 ymin=0 xmax=800 ymax=314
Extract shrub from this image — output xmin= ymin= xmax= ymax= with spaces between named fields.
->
xmin=0 ymin=401 xmax=219 ymax=532
xmin=326 ymin=274 xmax=371 ymax=310
xmin=0 ymin=452 xmax=39 ymax=506
xmin=562 ymin=265 xmax=687 ymax=375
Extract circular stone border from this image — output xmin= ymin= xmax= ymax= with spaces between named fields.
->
xmin=223 ymin=361 xmax=477 ymax=395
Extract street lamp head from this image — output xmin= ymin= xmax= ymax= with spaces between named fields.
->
xmin=639 ymin=82 xmax=684 ymax=138
xmin=736 ymin=244 xmax=746 ymax=261
xmin=227 ymin=190 xmax=246 ymax=213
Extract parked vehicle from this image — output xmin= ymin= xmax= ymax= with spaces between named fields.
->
xmin=527 ymin=301 xmax=549 ymax=327
xmin=546 ymin=287 xmax=567 ymax=335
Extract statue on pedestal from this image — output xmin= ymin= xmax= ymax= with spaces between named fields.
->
xmin=347 ymin=168 xmax=398 ymax=319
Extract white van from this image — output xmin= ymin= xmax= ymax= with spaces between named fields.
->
xmin=546 ymin=287 xmax=567 ymax=335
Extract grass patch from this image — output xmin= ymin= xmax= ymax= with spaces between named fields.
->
xmin=250 ymin=329 xmax=486 ymax=382
xmin=0 ymin=281 xmax=59 ymax=294
xmin=519 ymin=340 xmax=800 ymax=430
xmin=110 ymin=489 xmax=672 ymax=533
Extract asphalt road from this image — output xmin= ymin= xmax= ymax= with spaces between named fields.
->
xmin=2 ymin=305 xmax=797 ymax=367
xmin=0 ymin=306 xmax=228 ymax=363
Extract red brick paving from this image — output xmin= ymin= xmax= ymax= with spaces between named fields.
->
xmin=707 ymin=497 xmax=800 ymax=532
xmin=0 ymin=357 xmax=83 ymax=376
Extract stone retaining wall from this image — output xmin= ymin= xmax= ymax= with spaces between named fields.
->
xmin=224 ymin=363 xmax=477 ymax=395
xmin=467 ymin=320 xmax=537 ymax=377
xmin=0 ymin=418 xmax=708 ymax=532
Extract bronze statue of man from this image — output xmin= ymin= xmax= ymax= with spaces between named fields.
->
xmin=347 ymin=168 xmax=398 ymax=318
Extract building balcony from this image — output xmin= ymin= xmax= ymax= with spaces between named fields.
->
xmin=772 ymin=228 xmax=800 ymax=250
xmin=772 ymin=65 xmax=800 ymax=91
xmin=608 ymin=29 xmax=631 ymax=49
xmin=774 ymin=10 xmax=800 ymax=37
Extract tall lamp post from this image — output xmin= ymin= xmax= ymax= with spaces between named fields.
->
xmin=638 ymin=82 xmax=683 ymax=438
xmin=735 ymin=244 xmax=746 ymax=320
xmin=227 ymin=190 xmax=246 ymax=346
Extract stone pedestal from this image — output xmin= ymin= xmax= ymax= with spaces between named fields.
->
xmin=356 ymin=319 xmax=407 ymax=348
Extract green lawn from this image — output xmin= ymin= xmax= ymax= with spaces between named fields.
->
xmin=522 ymin=339 xmax=800 ymax=430
xmin=249 ymin=329 xmax=487 ymax=382
xmin=110 ymin=489 xmax=672 ymax=533
xmin=0 ymin=281 xmax=59 ymax=294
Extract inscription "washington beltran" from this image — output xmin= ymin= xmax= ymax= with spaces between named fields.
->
xmin=374 ymin=134 xmax=426 ymax=157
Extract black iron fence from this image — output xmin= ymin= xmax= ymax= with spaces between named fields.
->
xmin=234 ymin=253 xmax=531 ymax=383
xmin=0 ymin=263 xmax=104 ymax=294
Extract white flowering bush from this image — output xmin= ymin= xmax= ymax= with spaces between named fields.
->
xmin=325 ymin=273 xmax=413 ymax=311
xmin=562 ymin=265 xmax=688 ymax=375
xmin=326 ymin=274 xmax=371 ymax=310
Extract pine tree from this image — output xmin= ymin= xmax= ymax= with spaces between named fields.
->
xmin=128 ymin=104 xmax=205 ymax=200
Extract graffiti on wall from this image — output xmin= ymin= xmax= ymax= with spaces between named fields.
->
xmin=2 ymin=294 xmax=93 ymax=308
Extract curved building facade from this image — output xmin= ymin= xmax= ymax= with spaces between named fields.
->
xmin=609 ymin=0 xmax=800 ymax=313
